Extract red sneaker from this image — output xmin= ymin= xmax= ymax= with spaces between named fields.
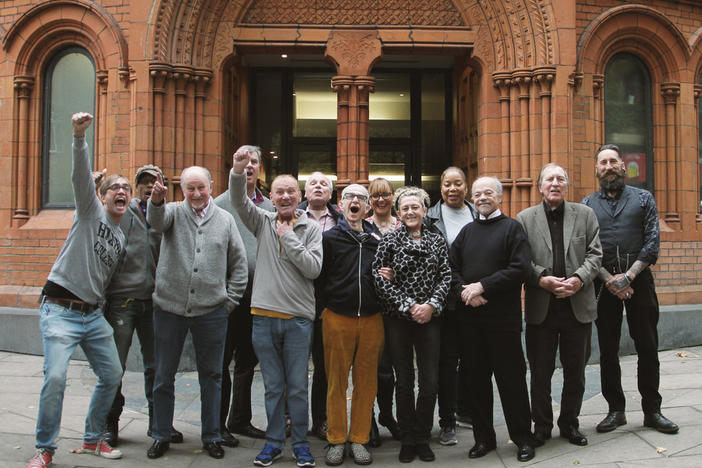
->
xmin=81 ymin=439 xmax=123 ymax=459
xmin=27 ymin=449 xmax=52 ymax=468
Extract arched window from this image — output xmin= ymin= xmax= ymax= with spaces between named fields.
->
xmin=42 ymin=47 xmax=95 ymax=208
xmin=604 ymin=53 xmax=654 ymax=193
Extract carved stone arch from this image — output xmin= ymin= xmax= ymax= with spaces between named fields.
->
xmin=457 ymin=0 xmax=555 ymax=72
xmin=690 ymin=26 xmax=702 ymax=84
xmin=576 ymin=4 xmax=689 ymax=80
xmin=2 ymin=0 xmax=128 ymax=74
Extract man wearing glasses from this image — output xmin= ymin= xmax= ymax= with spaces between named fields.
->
xmin=28 ymin=112 xmax=127 ymax=468
xmin=316 ymin=185 xmax=384 ymax=465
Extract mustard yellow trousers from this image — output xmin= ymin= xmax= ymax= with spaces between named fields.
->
xmin=322 ymin=308 xmax=384 ymax=444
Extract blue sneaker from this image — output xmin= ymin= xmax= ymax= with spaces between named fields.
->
xmin=254 ymin=443 xmax=282 ymax=467
xmin=293 ymin=445 xmax=315 ymax=467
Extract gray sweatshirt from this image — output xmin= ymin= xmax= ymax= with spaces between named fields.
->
xmin=147 ymin=197 xmax=248 ymax=316
xmin=46 ymin=137 xmax=125 ymax=305
xmin=229 ymin=171 xmax=322 ymax=320
xmin=106 ymin=198 xmax=161 ymax=300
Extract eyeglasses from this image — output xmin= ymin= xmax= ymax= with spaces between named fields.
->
xmin=342 ymin=193 xmax=368 ymax=202
xmin=370 ymin=192 xmax=393 ymax=200
xmin=107 ymin=183 xmax=132 ymax=193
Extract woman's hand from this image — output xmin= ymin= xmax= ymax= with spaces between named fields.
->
xmin=377 ymin=267 xmax=394 ymax=281
xmin=410 ymin=303 xmax=435 ymax=324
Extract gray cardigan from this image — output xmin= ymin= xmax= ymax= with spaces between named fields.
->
xmin=147 ymin=197 xmax=248 ymax=316
xmin=229 ymin=170 xmax=322 ymax=320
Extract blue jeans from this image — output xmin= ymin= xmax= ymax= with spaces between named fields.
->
xmin=152 ymin=305 xmax=228 ymax=443
xmin=252 ymin=315 xmax=314 ymax=448
xmin=104 ymin=297 xmax=155 ymax=423
xmin=36 ymin=301 xmax=122 ymax=454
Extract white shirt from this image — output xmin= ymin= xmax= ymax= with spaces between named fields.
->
xmin=441 ymin=204 xmax=475 ymax=247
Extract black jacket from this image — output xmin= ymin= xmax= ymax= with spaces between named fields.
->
xmin=316 ymin=218 xmax=382 ymax=317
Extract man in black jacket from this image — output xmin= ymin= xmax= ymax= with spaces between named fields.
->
xmin=450 ymin=176 xmax=536 ymax=462
xmin=583 ymin=144 xmax=678 ymax=435
xmin=315 ymin=183 xmax=384 ymax=466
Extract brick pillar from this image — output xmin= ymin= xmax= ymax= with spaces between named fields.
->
xmin=325 ymin=30 xmax=382 ymax=194
xmin=661 ymin=82 xmax=681 ymax=225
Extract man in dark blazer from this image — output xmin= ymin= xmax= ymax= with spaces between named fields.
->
xmin=516 ymin=163 xmax=602 ymax=447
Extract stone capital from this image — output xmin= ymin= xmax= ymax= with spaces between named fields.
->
xmin=325 ymin=30 xmax=382 ymax=76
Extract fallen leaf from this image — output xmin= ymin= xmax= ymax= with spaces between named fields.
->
xmin=656 ymin=447 xmax=667 ymax=453
xmin=676 ymin=352 xmax=688 ymax=357
xmin=14 ymin=446 xmax=21 ymax=450
xmin=194 ymin=449 xmax=203 ymax=454
xmin=573 ymin=461 xmax=581 ymax=465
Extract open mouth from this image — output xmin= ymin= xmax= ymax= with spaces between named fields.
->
xmin=115 ymin=196 xmax=127 ymax=208
xmin=349 ymin=205 xmax=360 ymax=214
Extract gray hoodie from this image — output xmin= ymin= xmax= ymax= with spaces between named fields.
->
xmin=229 ymin=171 xmax=322 ymax=320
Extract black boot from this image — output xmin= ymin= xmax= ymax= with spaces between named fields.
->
xmin=104 ymin=418 xmax=119 ymax=447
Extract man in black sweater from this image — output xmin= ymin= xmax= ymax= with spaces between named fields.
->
xmin=449 ymin=176 xmax=536 ymax=463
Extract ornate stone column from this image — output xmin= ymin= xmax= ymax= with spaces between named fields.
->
xmin=534 ymin=66 xmax=555 ymax=170
xmin=12 ymin=76 xmax=34 ymax=225
xmin=695 ymin=84 xmax=702 ymax=225
xmin=96 ymin=70 xmax=109 ymax=171
xmin=325 ymin=30 xmax=382 ymax=192
xmin=493 ymin=71 xmax=512 ymax=208
xmin=150 ymin=63 xmax=170 ymax=171
xmin=592 ymin=74 xmax=605 ymax=144
xmin=661 ymin=82 xmax=680 ymax=224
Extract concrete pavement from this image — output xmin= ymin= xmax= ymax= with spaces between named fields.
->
xmin=2 ymin=346 xmax=702 ymax=467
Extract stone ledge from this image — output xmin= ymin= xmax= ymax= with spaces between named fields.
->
xmin=2 ymin=304 xmax=701 ymax=371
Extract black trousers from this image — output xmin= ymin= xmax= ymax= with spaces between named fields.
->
xmin=376 ymin=315 xmax=396 ymax=419
xmin=311 ymin=317 xmax=327 ymax=426
xmin=459 ymin=316 xmax=534 ymax=447
xmin=595 ymin=268 xmax=662 ymax=413
xmin=220 ymin=297 xmax=258 ymax=429
xmin=385 ymin=316 xmax=441 ymax=445
xmin=438 ymin=307 xmax=462 ymax=428
xmin=526 ymin=301 xmax=591 ymax=431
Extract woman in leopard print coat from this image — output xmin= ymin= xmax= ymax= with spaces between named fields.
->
xmin=372 ymin=186 xmax=451 ymax=463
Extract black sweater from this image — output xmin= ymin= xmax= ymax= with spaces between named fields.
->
xmin=449 ymin=213 xmax=531 ymax=331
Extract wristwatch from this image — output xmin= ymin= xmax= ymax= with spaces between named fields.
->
xmin=624 ymin=272 xmax=633 ymax=283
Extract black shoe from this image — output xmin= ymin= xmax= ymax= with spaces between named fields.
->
xmin=368 ymin=417 xmax=381 ymax=448
xmin=104 ymin=420 xmax=118 ymax=447
xmin=468 ymin=442 xmax=495 ymax=459
xmin=147 ymin=440 xmax=170 ymax=459
xmin=230 ymin=423 xmax=266 ymax=439
xmin=169 ymin=427 xmax=184 ymax=443
xmin=560 ymin=426 xmax=588 ymax=446
xmin=399 ymin=444 xmax=415 ymax=463
xmin=516 ymin=444 xmax=535 ymax=462
xmin=147 ymin=426 xmax=183 ymax=443
xmin=221 ymin=430 xmax=240 ymax=448
xmin=378 ymin=414 xmax=401 ymax=441
xmin=596 ymin=411 xmax=627 ymax=433
xmin=203 ymin=441 xmax=225 ymax=459
xmin=532 ymin=428 xmax=551 ymax=447
xmin=415 ymin=443 xmax=435 ymax=462
xmin=644 ymin=412 xmax=679 ymax=434
xmin=309 ymin=421 xmax=327 ymax=441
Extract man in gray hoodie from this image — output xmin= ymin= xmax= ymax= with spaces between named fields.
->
xmin=103 ymin=164 xmax=183 ymax=446
xmin=230 ymin=148 xmax=322 ymax=468
xmin=28 ymin=112 xmax=126 ymax=468
xmin=146 ymin=166 xmax=248 ymax=460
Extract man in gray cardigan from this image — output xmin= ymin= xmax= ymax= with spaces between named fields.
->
xmin=214 ymin=145 xmax=273 ymax=445
xmin=146 ymin=166 xmax=248 ymax=460
xmin=230 ymin=148 xmax=322 ymax=468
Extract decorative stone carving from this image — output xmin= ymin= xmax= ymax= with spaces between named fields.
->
xmin=592 ymin=74 xmax=604 ymax=99
xmin=325 ymin=30 xmax=382 ymax=76
xmin=661 ymin=82 xmax=681 ymax=104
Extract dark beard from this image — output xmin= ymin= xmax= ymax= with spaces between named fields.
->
xmin=598 ymin=171 xmax=626 ymax=194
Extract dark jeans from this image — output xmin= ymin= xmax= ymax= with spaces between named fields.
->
xmin=152 ymin=305 xmax=228 ymax=443
xmin=526 ymin=302 xmax=591 ymax=431
xmin=104 ymin=297 xmax=155 ymax=425
xmin=385 ymin=315 xmax=440 ymax=445
xmin=311 ymin=318 xmax=327 ymax=426
xmin=595 ymin=268 xmax=662 ymax=413
xmin=459 ymin=316 xmax=533 ymax=447
xmin=438 ymin=307 xmax=460 ymax=428
xmin=220 ymin=296 xmax=258 ymax=430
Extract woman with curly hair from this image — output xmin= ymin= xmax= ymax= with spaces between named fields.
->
xmin=372 ymin=186 xmax=452 ymax=463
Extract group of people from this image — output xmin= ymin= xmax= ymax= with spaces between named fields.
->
xmin=27 ymin=112 xmax=678 ymax=468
